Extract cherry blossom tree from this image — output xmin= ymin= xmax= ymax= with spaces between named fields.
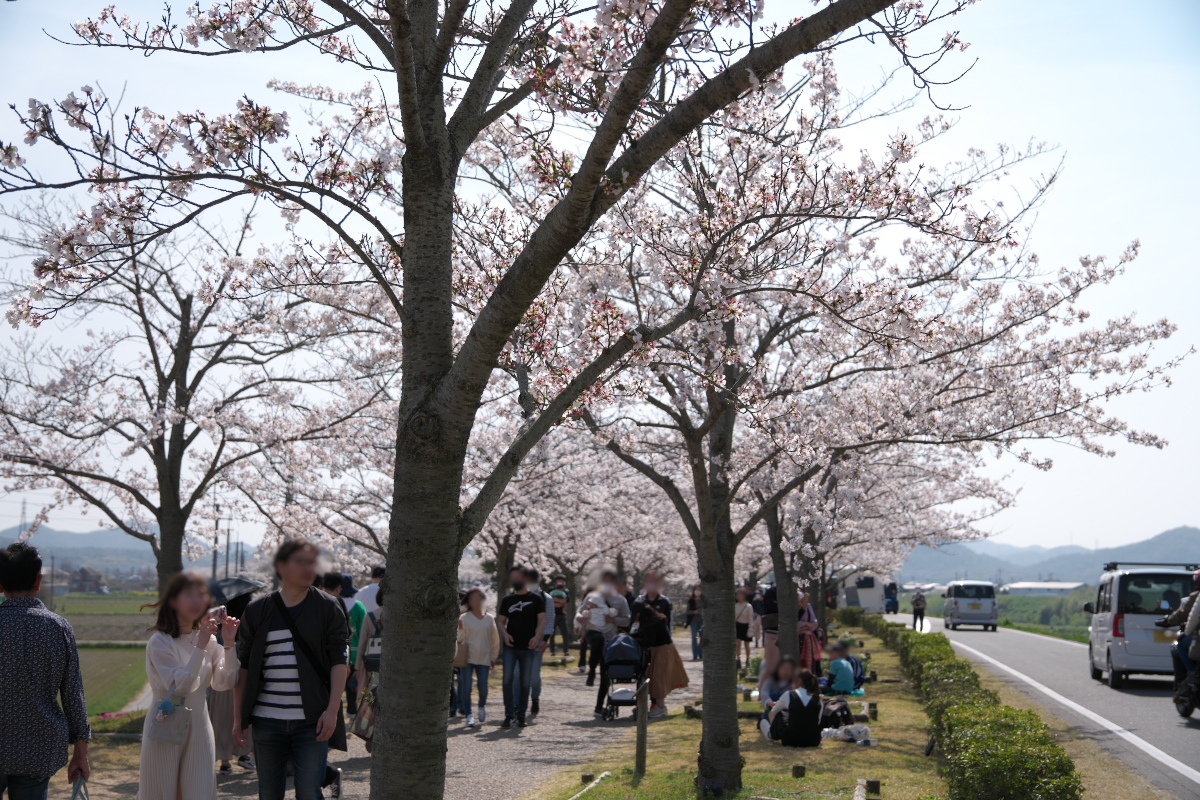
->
xmin=576 ymin=67 xmax=1178 ymax=787
xmin=0 ymin=0 xmax=1050 ymax=794
xmin=0 ymin=202 xmax=381 ymax=588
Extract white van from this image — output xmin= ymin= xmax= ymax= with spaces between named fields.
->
xmin=1084 ymin=562 xmax=1197 ymax=689
xmin=943 ymin=580 xmax=999 ymax=630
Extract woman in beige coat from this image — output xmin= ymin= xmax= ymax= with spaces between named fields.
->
xmin=456 ymin=588 xmax=501 ymax=728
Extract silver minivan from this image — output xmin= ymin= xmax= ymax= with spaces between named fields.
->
xmin=943 ymin=580 xmax=999 ymax=631
xmin=1084 ymin=563 xmax=1196 ymax=689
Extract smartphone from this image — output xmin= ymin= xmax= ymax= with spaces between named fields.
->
xmin=210 ymin=605 xmax=228 ymax=624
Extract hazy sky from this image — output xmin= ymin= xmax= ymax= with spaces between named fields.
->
xmin=0 ymin=0 xmax=1196 ymax=549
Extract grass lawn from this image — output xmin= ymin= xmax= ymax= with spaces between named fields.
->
xmin=998 ymin=620 xmax=1089 ymax=644
xmin=52 ymin=592 xmax=155 ymax=642
xmin=531 ymin=627 xmax=944 ymax=800
xmin=55 ymin=592 xmax=156 ymax=616
xmin=80 ymin=646 xmax=148 ymax=717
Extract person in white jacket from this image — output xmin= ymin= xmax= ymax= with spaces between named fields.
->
xmin=138 ymin=572 xmax=241 ymax=800
xmin=457 ymin=588 xmax=501 ymax=728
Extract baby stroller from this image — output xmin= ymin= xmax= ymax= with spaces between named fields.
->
xmin=602 ymin=633 xmax=648 ymax=720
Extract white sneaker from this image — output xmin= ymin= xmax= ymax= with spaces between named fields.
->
xmin=477 ymin=706 xmax=487 ymax=723
xmin=648 ymin=705 xmax=668 ymax=718
xmin=465 ymin=713 xmax=476 ymax=728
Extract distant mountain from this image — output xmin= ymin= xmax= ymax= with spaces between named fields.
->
xmin=900 ymin=526 xmax=1200 ymax=584
xmin=5 ymin=525 xmax=158 ymax=572
xmin=965 ymin=540 xmax=1089 ymax=565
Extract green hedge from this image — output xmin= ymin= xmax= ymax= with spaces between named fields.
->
xmin=838 ymin=609 xmax=1083 ymax=800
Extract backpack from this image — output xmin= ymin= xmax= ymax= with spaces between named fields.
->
xmin=848 ymin=655 xmax=866 ymax=691
xmin=821 ymin=696 xmax=856 ymax=729
xmin=363 ymin=611 xmax=384 ymax=671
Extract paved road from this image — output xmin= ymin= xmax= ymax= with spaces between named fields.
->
xmin=886 ymin=614 xmax=1200 ymax=800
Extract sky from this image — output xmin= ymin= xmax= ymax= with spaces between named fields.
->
xmin=0 ymin=0 xmax=1196 ymax=550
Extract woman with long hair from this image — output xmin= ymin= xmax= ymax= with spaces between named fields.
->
xmin=734 ymin=587 xmax=754 ymax=668
xmin=138 ymin=572 xmax=241 ymax=800
xmin=456 ymin=587 xmax=500 ymax=728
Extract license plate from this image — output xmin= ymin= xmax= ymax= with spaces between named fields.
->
xmin=969 ymin=603 xmax=981 ymax=610
xmin=1153 ymin=630 xmax=1176 ymax=644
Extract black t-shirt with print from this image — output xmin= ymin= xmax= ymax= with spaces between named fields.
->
xmin=498 ymin=592 xmax=546 ymax=650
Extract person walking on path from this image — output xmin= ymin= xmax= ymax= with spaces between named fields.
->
xmin=576 ymin=572 xmax=631 ymax=691
xmin=912 ymin=590 xmax=927 ymax=632
xmin=137 ymin=572 xmax=241 ymax=800
xmin=549 ymin=589 xmax=570 ymax=655
xmin=525 ymin=568 xmax=555 ymax=720
xmin=234 ymin=540 xmax=350 ymax=800
xmin=0 ymin=542 xmax=91 ymax=800
xmin=497 ymin=566 xmax=546 ymax=728
xmin=321 ymin=572 xmax=366 ymax=716
xmin=631 ymin=572 xmax=688 ymax=718
xmin=685 ymin=584 xmax=704 ymax=661
xmin=734 ymin=587 xmax=755 ymax=670
xmin=456 ymin=588 xmax=500 ymax=728
xmin=356 ymin=565 xmax=384 ymax=615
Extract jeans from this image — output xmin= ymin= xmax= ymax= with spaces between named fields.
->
xmin=1176 ymin=635 xmax=1195 ymax=677
xmin=345 ymin=671 xmax=358 ymax=716
xmin=689 ymin=617 xmax=703 ymax=659
xmin=531 ymin=647 xmax=544 ymax=701
xmin=251 ymin=716 xmax=329 ymax=800
xmin=502 ymin=647 xmax=537 ymax=719
xmin=458 ymin=663 xmax=490 ymax=711
xmin=0 ymin=775 xmax=49 ymax=800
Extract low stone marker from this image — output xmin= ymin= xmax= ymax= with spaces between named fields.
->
xmin=792 ymin=764 xmax=806 ymax=778
xmin=866 ymin=778 xmax=882 ymax=795
xmin=868 ymin=702 xmax=878 ymax=720
xmin=581 ymin=773 xmax=595 ymax=784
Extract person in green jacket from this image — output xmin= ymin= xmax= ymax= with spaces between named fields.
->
xmin=322 ymin=572 xmax=367 ymax=715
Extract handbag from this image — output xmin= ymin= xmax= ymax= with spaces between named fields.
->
xmin=453 ymin=640 xmax=470 ymax=668
xmin=363 ymin=611 xmax=384 ymax=671
xmin=351 ymin=683 xmax=378 ymax=741
xmin=147 ymin=683 xmax=192 ymax=745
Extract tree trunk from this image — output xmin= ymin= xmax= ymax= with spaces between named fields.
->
xmin=765 ymin=506 xmax=799 ymax=660
xmin=493 ymin=533 xmax=517 ymax=599
xmin=695 ymin=560 xmax=742 ymax=796
xmin=372 ymin=171 xmax=466 ymax=800
xmin=155 ymin=514 xmax=186 ymax=593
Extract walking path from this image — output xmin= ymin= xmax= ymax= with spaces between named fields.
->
xmin=87 ymin=645 xmax=707 ymax=800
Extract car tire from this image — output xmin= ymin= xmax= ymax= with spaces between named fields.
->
xmin=1088 ymin=647 xmax=1103 ymax=681
xmin=1106 ymin=652 xmax=1125 ymax=689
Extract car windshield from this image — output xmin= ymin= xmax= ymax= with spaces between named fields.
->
xmin=952 ymin=584 xmax=995 ymax=599
xmin=1118 ymin=574 xmax=1193 ymax=614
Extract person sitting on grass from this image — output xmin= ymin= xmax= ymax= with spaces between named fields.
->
xmin=759 ymin=657 xmax=797 ymax=709
xmin=759 ymin=668 xmax=823 ymax=748
xmin=821 ymin=642 xmax=856 ymax=695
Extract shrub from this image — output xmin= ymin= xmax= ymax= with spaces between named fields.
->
xmin=845 ymin=612 xmax=1082 ymax=800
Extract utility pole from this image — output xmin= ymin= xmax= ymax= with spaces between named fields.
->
xmin=225 ymin=521 xmax=232 ymax=579
xmin=49 ymin=554 xmax=55 ymax=611
xmin=212 ymin=502 xmax=221 ymax=580
xmin=19 ymin=499 xmax=27 ymax=537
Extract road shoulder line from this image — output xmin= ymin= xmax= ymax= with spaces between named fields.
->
xmin=949 ymin=638 xmax=1200 ymax=789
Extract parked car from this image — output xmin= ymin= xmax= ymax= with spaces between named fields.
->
xmin=884 ymin=581 xmax=899 ymax=614
xmin=1084 ymin=562 xmax=1198 ymax=689
xmin=943 ymin=580 xmax=998 ymax=631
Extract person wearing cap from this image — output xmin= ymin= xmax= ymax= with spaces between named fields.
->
xmin=549 ymin=589 xmax=570 ymax=655
xmin=320 ymin=572 xmax=367 ymax=716
xmin=357 ymin=566 xmax=385 ymax=615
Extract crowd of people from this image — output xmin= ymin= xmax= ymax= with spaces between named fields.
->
xmin=0 ymin=539 xmax=701 ymax=800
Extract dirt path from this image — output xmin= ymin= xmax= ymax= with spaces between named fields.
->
xmin=82 ymin=646 xmax=708 ymax=800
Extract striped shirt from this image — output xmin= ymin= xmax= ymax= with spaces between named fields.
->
xmin=251 ymin=619 xmax=306 ymax=720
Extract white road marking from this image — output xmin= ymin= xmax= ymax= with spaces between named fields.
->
xmin=950 ymin=638 xmax=1200 ymax=788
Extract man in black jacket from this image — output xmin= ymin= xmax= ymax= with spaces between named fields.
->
xmin=234 ymin=540 xmax=349 ymax=800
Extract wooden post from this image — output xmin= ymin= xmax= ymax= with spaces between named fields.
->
xmin=581 ymin=774 xmax=595 ymax=784
xmin=792 ymin=764 xmax=806 ymax=778
xmin=866 ymin=778 xmax=882 ymax=795
xmin=868 ymin=670 xmax=877 ymax=683
xmin=868 ymin=702 xmax=878 ymax=721
xmin=634 ymin=680 xmax=649 ymax=779
xmin=742 ymin=689 xmax=752 ymax=702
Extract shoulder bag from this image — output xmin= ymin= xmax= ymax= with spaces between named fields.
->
xmin=147 ymin=681 xmax=192 ymax=745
